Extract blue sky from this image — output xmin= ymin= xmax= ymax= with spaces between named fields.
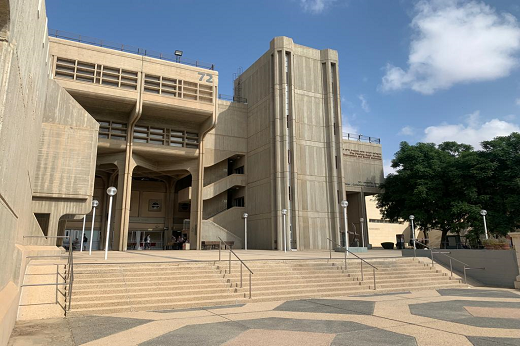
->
xmin=46 ymin=0 xmax=520 ymax=174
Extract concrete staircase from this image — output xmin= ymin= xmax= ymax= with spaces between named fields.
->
xmin=68 ymin=258 xmax=465 ymax=316
xmin=222 ymin=258 xmax=466 ymax=301
xmin=68 ymin=262 xmax=238 ymax=316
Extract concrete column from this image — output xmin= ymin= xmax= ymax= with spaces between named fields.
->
xmin=113 ymin=156 xmax=136 ymax=251
xmin=508 ymin=232 xmax=520 ymax=289
xmin=189 ymin=161 xmax=203 ymax=249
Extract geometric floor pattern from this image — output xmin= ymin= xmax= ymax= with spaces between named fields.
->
xmin=8 ymin=288 xmax=520 ymax=346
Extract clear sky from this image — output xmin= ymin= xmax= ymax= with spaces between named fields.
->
xmin=46 ymin=0 xmax=520 ymax=174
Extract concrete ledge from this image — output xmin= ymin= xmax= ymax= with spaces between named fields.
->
xmin=402 ymin=249 xmax=519 ymax=288
xmin=335 ymin=247 xmax=368 ymax=253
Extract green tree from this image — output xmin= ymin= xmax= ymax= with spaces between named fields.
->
xmin=479 ymin=133 xmax=520 ymax=236
xmin=376 ymin=141 xmax=485 ymax=247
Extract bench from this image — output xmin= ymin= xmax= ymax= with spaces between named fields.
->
xmin=201 ymin=241 xmax=234 ymax=250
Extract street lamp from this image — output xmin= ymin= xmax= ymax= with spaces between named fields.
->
xmin=282 ymin=209 xmax=287 ymax=252
xmin=104 ymin=187 xmax=117 ymax=260
xmin=360 ymin=217 xmax=365 ymax=248
xmin=340 ymin=200 xmax=349 ymax=253
xmin=480 ymin=209 xmax=489 ymax=240
xmin=80 ymin=214 xmax=86 ymax=252
xmin=89 ymin=200 xmax=98 ymax=255
xmin=409 ymin=215 xmax=415 ymax=250
xmin=243 ymin=213 xmax=248 ymax=250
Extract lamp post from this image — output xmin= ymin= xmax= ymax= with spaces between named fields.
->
xmin=104 ymin=187 xmax=117 ymax=260
xmin=282 ymin=209 xmax=287 ymax=253
xmin=480 ymin=210 xmax=489 ymax=240
xmin=89 ymin=200 xmax=98 ymax=255
xmin=360 ymin=217 xmax=365 ymax=248
xmin=243 ymin=213 xmax=248 ymax=250
xmin=341 ymin=200 xmax=348 ymax=253
xmin=80 ymin=215 xmax=86 ymax=252
xmin=409 ymin=215 xmax=415 ymax=249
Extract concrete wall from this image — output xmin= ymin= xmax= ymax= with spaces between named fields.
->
xmin=343 ymin=141 xmax=384 ymax=190
xmin=0 ymin=0 xmax=97 ymax=343
xmin=403 ymin=249 xmax=520 ymax=288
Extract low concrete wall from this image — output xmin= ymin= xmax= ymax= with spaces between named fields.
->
xmin=402 ymin=249 xmax=519 ymax=288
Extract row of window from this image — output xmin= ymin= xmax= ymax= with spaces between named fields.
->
xmin=54 ymin=57 xmax=214 ymax=103
xmin=55 ymin=57 xmax=138 ymax=90
xmin=98 ymin=121 xmax=199 ymax=149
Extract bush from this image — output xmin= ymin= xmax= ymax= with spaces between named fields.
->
xmin=381 ymin=242 xmax=394 ymax=249
xmin=482 ymin=238 xmax=509 ymax=250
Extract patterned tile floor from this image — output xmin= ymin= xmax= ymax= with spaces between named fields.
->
xmin=8 ymin=288 xmax=520 ymax=346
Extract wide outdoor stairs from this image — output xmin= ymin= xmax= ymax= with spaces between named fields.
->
xmin=69 ymin=257 xmax=466 ymax=316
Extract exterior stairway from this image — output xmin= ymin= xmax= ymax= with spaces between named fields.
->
xmin=69 ymin=257 xmax=466 ymax=316
xmin=68 ymin=262 xmax=238 ymax=316
xmin=223 ymin=258 xmax=466 ymax=301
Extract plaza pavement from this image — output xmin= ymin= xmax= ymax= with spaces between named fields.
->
xmin=8 ymin=287 xmax=520 ymax=345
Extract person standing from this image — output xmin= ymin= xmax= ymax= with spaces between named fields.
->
xmin=145 ymin=234 xmax=151 ymax=250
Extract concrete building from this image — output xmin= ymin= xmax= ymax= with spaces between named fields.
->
xmin=48 ymin=35 xmax=384 ymax=252
xmin=0 ymin=0 xmax=383 ymax=342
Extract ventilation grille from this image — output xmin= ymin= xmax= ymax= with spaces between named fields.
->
xmin=143 ymin=73 xmax=213 ymax=103
xmin=133 ymin=125 xmax=199 ymax=149
xmin=54 ymin=57 xmax=138 ymax=90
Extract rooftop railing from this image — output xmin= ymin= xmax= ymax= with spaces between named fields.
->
xmin=344 ymin=133 xmax=381 ymax=144
xmin=49 ymin=29 xmax=215 ymax=70
xmin=218 ymin=94 xmax=248 ymax=104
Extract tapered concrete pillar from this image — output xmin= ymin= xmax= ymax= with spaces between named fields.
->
xmin=113 ymin=156 xmax=136 ymax=251
xmin=189 ymin=161 xmax=203 ymax=249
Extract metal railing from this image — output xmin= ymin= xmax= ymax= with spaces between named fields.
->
xmin=411 ymin=240 xmax=485 ymax=285
xmin=49 ymin=29 xmax=215 ymax=70
xmin=218 ymin=94 xmax=248 ymax=104
xmin=327 ymin=238 xmax=379 ymax=289
xmin=343 ymin=133 xmax=381 ymax=144
xmin=217 ymin=237 xmax=253 ymax=299
xmin=21 ymin=235 xmax=75 ymax=313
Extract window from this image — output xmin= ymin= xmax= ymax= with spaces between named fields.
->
xmin=234 ymin=166 xmax=244 ymax=174
xmin=233 ymin=197 xmax=245 ymax=207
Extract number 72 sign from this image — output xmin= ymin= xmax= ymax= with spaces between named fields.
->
xmin=198 ymin=72 xmax=214 ymax=83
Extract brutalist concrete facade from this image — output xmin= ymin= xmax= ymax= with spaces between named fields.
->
xmin=0 ymin=0 xmax=98 ymax=344
xmin=0 ymin=0 xmax=383 ymax=341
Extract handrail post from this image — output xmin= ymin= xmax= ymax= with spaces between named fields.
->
xmin=240 ymin=264 xmax=243 ymax=288
xmin=450 ymin=259 xmax=453 ymax=277
xmin=329 ymin=241 xmax=332 ymax=260
xmin=464 ymin=266 xmax=467 ymax=285
xmin=219 ymin=240 xmax=221 ymax=261
xmin=361 ymin=260 xmax=364 ymax=281
xmin=249 ymin=272 xmax=252 ymax=299
xmin=55 ymin=264 xmax=58 ymax=304
xmin=373 ymin=268 xmax=376 ymax=290
xmin=229 ymin=249 xmax=231 ymax=274
xmin=344 ymin=248 xmax=347 ymax=272
xmin=431 ymin=249 xmax=434 ymax=267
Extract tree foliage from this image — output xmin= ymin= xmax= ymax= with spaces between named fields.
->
xmin=376 ymin=133 xmax=520 ymax=247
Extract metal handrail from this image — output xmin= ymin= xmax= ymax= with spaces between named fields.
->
xmin=21 ymin=235 xmax=74 ymax=314
xmin=411 ymin=243 xmax=485 ymax=285
xmin=327 ymin=238 xmax=378 ymax=290
xmin=217 ymin=237 xmax=253 ymax=299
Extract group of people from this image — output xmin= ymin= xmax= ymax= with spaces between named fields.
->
xmin=171 ymin=235 xmax=187 ymax=250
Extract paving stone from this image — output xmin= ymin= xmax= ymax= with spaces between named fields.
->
xmin=467 ymin=336 xmax=520 ymax=346
xmin=274 ymin=299 xmax=375 ymax=315
xmin=437 ymin=289 xmax=520 ymax=299
xmin=68 ymin=315 xmax=153 ymax=345
xmin=332 ymin=328 xmax=417 ymax=346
